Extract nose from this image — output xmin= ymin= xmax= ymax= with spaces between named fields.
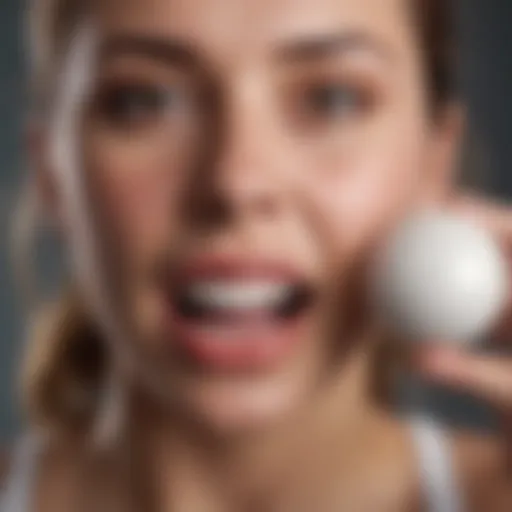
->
xmin=184 ymin=82 xmax=284 ymax=229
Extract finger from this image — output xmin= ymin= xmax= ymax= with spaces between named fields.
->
xmin=414 ymin=346 xmax=512 ymax=409
xmin=449 ymin=194 xmax=512 ymax=241
xmin=416 ymin=344 xmax=512 ymax=477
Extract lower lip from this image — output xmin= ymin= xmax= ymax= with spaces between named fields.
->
xmin=165 ymin=313 xmax=308 ymax=371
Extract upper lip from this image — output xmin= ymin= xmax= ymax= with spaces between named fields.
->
xmin=169 ymin=256 xmax=310 ymax=284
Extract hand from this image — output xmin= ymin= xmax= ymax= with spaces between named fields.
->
xmin=413 ymin=193 xmax=512 ymax=466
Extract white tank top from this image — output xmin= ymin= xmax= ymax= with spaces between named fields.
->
xmin=410 ymin=416 xmax=463 ymax=512
xmin=1 ymin=432 xmax=43 ymax=512
xmin=1 ymin=417 xmax=463 ymax=512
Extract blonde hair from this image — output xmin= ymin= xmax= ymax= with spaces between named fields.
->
xmin=17 ymin=0 xmax=490 ymax=434
xmin=12 ymin=182 xmax=105 ymax=435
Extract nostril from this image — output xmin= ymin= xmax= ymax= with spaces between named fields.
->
xmin=186 ymin=188 xmax=232 ymax=229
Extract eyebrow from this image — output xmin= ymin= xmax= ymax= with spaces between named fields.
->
xmin=99 ymin=30 xmax=392 ymax=70
xmin=276 ymin=31 xmax=394 ymax=63
xmin=100 ymin=34 xmax=201 ymax=69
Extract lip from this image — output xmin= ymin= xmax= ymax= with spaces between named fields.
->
xmin=161 ymin=256 xmax=314 ymax=371
xmin=171 ymin=256 xmax=307 ymax=284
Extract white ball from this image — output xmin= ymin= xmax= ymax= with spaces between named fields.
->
xmin=371 ymin=210 xmax=509 ymax=345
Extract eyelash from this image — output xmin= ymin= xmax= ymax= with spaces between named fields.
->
xmin=92 ymin=77 xmax=375 ymax=134
xmin=94 ymin=82 xmax=188 ymax=128
xmin=296 ymin=81 xmax=373 ymax=124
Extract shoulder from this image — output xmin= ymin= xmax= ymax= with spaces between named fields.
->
xmin=25 ymin=431 xmax=132 ymax=512
xmin=451 ymin=429 xmax=512 ymax=512
xmin=1 ymin=431 xmax=86 ymax=512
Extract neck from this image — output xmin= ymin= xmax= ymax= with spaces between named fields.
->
xmin=124 ymin=337 xmax=392 ymax=511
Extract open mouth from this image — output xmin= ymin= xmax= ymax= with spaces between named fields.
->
xmin=163 ymin=259 xmax=316 ymax=370
xmin=176 ymin=280 xmax=314 ymax=321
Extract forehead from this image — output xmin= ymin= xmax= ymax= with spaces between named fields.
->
xmin=95 ymin=0 xmax=416 ymax=63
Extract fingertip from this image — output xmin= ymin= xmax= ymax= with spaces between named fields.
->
xmin=413 ymin=344 xmax=466 ymax=377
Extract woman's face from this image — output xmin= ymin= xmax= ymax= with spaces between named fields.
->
xmin=46 ymin=0 xmax=459 ymax=431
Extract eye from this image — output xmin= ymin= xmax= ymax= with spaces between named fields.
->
xmin=303 ymin=83 xmax=366 ymax=119
xmin=95 ymin=82 xmax=186 ymax=128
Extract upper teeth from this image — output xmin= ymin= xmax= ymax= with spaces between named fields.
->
xmin=187 ymin=281 xmax=290 ymax=311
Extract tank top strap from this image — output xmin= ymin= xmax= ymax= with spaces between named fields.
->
xmin=410 ymin=415 xmax=463 ymax=512
xmin=1 ymin=432 xmax=44 ymax=512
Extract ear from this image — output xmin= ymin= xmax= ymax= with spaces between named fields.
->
xmin=422 ymin=103 xmax=466 ymax=205
xmin=26 ymin=121 xmax=63 ymax=231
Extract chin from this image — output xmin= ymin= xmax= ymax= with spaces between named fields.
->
xmin=176 ymin=371 xmax=313 ymax=435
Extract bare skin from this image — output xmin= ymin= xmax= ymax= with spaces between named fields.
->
xmin=20 ymin=0 xmax=512 ymax=510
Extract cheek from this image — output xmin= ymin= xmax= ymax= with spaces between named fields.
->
xmin=82 ymin=132 xmax=192 ymax=263
xmin=77 ymin=133 xmax=196 ymax=344
xmin=300 ymin=130 xmax=428 ymax=259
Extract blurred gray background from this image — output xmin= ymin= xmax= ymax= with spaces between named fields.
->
xmin=1 ymin=1 xmax=512 ymax=440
